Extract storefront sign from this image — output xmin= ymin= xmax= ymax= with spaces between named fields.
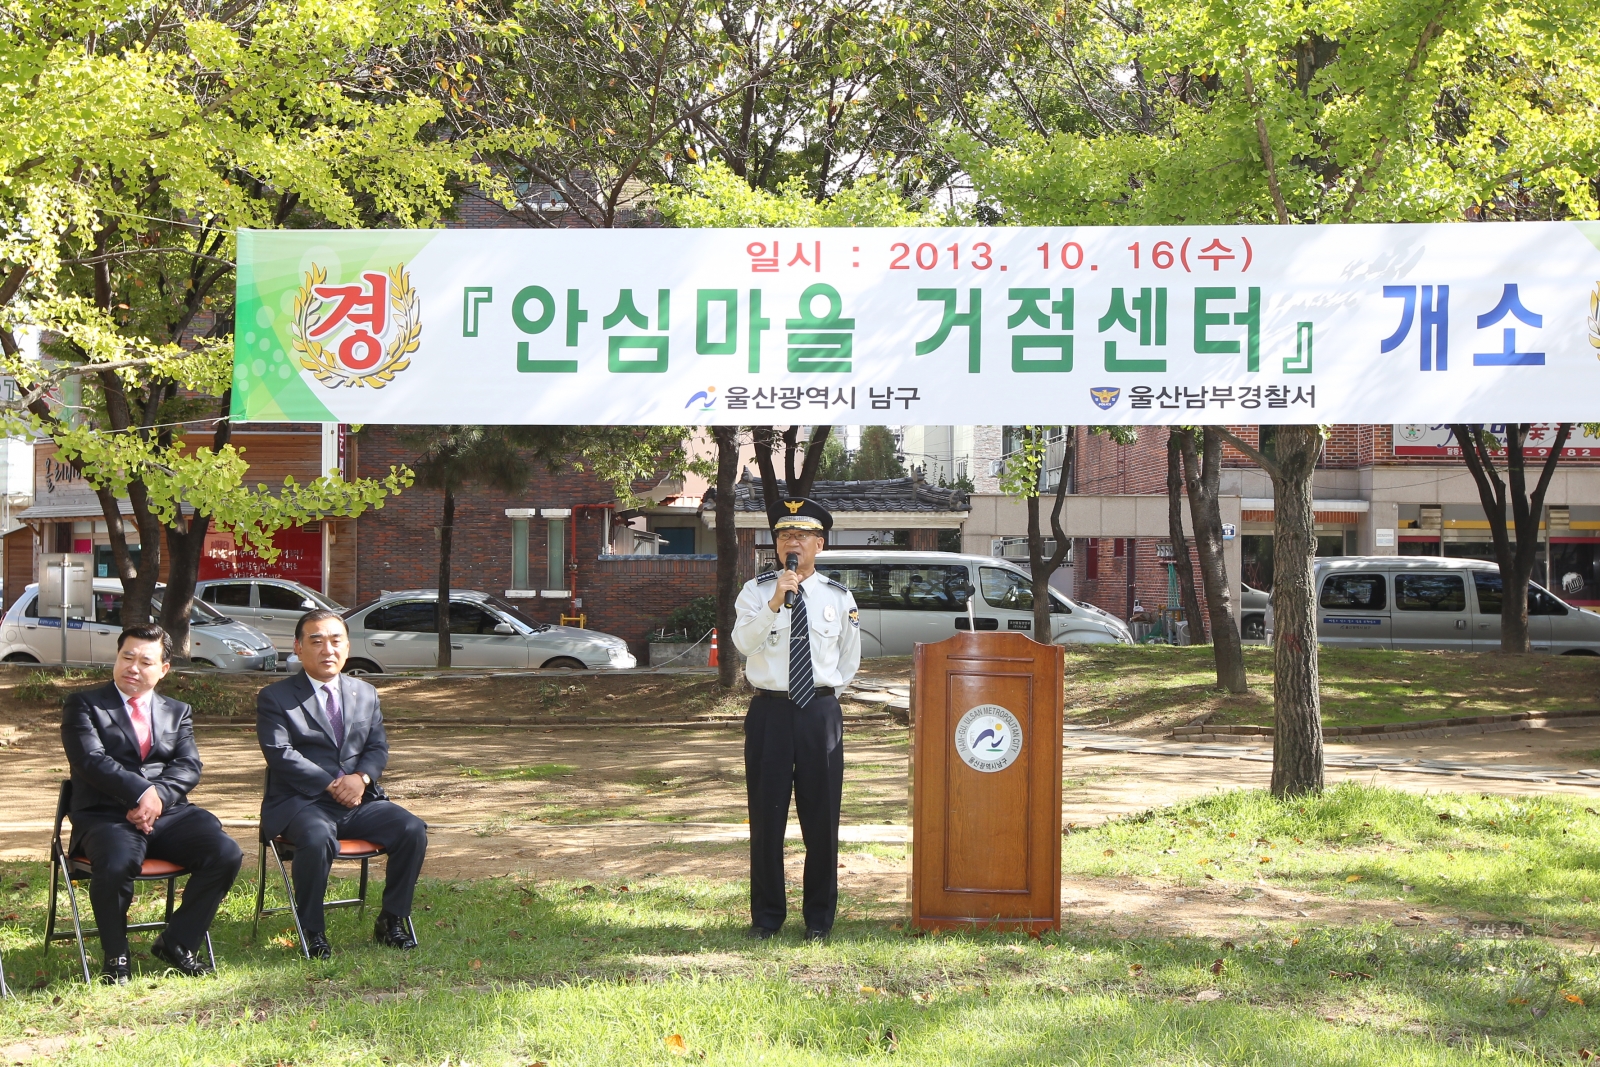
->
xmin=199 ymin=525 xmax=323 ymax=587
xmin=233 ymin=222 xmax=1600 ymax=426
xmin=1392 ymin=424 xmax=1600 ymax=458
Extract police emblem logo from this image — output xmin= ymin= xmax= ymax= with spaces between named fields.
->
xmin=784 ymin=500 xmax=805 ymax=514
xmin=848 ymin=608 xmax=859 ymax=627
xmin=1090 ymin=387 xmax=1121 ymax=410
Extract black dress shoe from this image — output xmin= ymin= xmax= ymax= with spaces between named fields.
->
xmin=804 ymin=928 xmax=830 ymax=944
xmin=100 ymin=953 xmax=131 ymax=985
xmin=304 ymin=931 xmax=333 ymax=960
xmin=151 ymin=934 xmax=213 ymax=976
xmin=746 ymin=925 xmax=778 ymax=941
xmin=373 ymin=912 xmax=418 ymax=950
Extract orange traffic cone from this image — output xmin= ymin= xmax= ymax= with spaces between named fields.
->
xmin=708 ymin=628 xmax=719 ymax=667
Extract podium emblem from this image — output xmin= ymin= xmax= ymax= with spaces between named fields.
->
xmin=954 ymin=704 xmax=1024 ymax=773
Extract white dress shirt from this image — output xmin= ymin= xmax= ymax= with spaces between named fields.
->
xmin=732 ymin=569 xmax=861 ymax=691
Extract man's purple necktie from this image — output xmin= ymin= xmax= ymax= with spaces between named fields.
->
xmin=324 ymin=685 xmax=345 ymax=747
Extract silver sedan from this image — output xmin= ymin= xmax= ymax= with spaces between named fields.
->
xmin=339 ymin=590 xmax=636 ymax=672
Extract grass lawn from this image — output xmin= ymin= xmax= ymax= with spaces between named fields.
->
xmin=4 ymin=785 xmax=1600 ymax=1065
xmin=1063 ymin=645 xmax=1600 ymax=729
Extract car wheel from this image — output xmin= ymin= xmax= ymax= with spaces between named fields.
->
xmin=2 ymin=652 xmax=38 ymax=663
xmin=1561 ymin=649 xmax=1600 ymax=657
xmin=1242 ymin=615 xmax=1266 ymax=639
xmin=540 ymin=656 xmax=587 ymax=670
xmin=191 ymin=659 xmax=216 ymax=668
xmin=343 ymin=658 xmax=383 ymax=675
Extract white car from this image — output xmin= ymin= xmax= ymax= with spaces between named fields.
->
xmin=814 ymin=550 xmax=1134 ymax=655
xmin=195 ymin=577 xmax=342 ymax=654
xmin=338 ymin=589 xmax=637 ymax=672
xmin=0 ymin=579 xmax=279 ymax=670
xmin=1264 ymin=556 xmax=1600 ymax=654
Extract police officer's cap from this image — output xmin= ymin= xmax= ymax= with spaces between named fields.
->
xmin=769 ymin=497 xmax=833 ymax=534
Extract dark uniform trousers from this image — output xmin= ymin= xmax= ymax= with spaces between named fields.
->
xmin=283 ymin=796 xmax=428 ymax=933
xmin=73 ymin=804 xmax=243 ymax=956
xmin=745 ymin=691 xmax=844 ymax=933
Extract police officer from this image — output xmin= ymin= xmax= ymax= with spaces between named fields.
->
xmin=732 ymin=497 xmax=861 ymax=942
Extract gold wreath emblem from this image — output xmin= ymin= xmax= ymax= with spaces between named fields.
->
xmin=290 ymin=263 xmax=420 ymax=389
xmin=1590 ymin=281 xmax=1600 ymax=361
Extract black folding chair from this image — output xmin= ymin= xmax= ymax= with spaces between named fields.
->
xmin=251 ymin=772 xmax=418 ymax=958
xmin=45 ymin=780 xmax=216 ymax=984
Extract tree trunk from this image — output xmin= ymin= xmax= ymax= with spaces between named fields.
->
xmin=1265 ymin=426 xmax=1324 ymax=797
xmin=1179 ymin=428 xmax=1246 ymax=692
xmin=1166 ymin=430 xmax=1206 ymax=644
xmin=752 ymin=426 xmax=783 ymax=513
xmin=436 ymin=486 xmax=455 ymax=669
xmin=792 ymin=426 xmax=831 ymax=498
xmin=160 ymin=513 xmax=211 ymax=662
xmin=713 ymin=426 xmax=741 ymax=689
xmin=1450 ymin=423 xmax=1571 ymax=653
xmin=159 ymin=392 xmax=233 ymax=661
xmin=1027 ymin=429 xmax=1073 ymax=642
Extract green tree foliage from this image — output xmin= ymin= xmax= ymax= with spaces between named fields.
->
xmin=0 ymin=0 xmax=490 ymax=652
xmin=852 ymin=426 xmax=907 ymax=481
xmin=956 ymin=0 xmax=1600 ymax=225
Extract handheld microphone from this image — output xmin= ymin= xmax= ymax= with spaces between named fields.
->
xmin=784 ymin=552 xmax=800 ymax=608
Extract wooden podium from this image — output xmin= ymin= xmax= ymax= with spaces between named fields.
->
xmin=909 ymin=632 xmax=1063 ymax=933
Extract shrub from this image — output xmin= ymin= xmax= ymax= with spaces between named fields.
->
xmin=651 ymin=596 xmax=717 ymax=643
xmin=159 ymin=674 xmax=253 ymax=717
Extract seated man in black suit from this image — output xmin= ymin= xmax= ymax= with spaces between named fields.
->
xmin=256 ymin=609 xmax=427 ymax=958
xmin=61 ymin=623 xmax=243 ymax=983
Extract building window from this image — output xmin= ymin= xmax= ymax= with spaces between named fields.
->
xmin=547 ymin=518 xmax=567 ymax=590
xmin=656 ymin=527 xmax=696 ymax=555
xmin=511 ymin=518 xmax=530 ymax=589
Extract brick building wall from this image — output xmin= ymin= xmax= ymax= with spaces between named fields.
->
xmin=352 ymin=428 xmax=712 ymax=657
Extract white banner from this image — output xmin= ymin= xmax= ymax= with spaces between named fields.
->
xmin=233 ymin=222 xmax=1600 ymax=425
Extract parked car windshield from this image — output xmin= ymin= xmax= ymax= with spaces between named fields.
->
xmin=151 ymin=592 xmax=227 ymax=625
xmin=484 ymin=595 xmax=548 ymax=632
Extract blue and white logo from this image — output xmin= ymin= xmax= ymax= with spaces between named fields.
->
xmin=684 ymin=387 xmax=717 ymax=411
xmin=954 ymin=704 xmax=1024 ymax=773
xmin=1090 ymin=387 xmax=1121 ymax=410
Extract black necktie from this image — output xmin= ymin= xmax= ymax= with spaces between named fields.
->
xmin=788 ymin=587 xmax=816 ymax=708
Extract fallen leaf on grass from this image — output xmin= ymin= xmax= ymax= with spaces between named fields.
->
xmin=1210 ymin=959 xmax=1225 ymax=975
xmin=1566 ymin=993 xmax=1586 ymax=1005
xmin=1259 ymin=857 xmax=1271 ymax=864
xmin=470 ymin=959 xmax=483 ymax=970
xmin=1103 ymin=849 xmax=1115 ymax=857
xmin=1578 ymin=1049 xmax=1592 ymax=1060
xmin=1345 ymin=875 xmax=1362 ymax=883
xmin=1329 ymin=971 xmax=1372 ymax=981
xmin=1195 ymin=990 xmax=1223 ymax=1002
xmin=1128 ymin=963 xmax=1143 ymax=975
xmin=1509 ymin=998 xmax=1530 ymax=1006
xmin=859 ymin=985 xmax=880 ymax=994
xmin=665 ymin=1033 xmax=688 ymax=1056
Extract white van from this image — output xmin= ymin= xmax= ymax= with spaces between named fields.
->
xmin=812 ymin=550 xmax=1133 ymax=656
xmin=1270 ymin=556 xmax=1600 ymax=654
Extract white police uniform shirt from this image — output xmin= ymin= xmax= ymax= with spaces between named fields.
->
xmin=732 ymin=569 xmax=861 ymax=692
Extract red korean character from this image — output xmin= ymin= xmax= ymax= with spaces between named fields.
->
xmin=788 ymin=241 xmax=821 ymax=272
xmin=747 ymin=241 xmax=779 ymax=272
xmin=1196 ymin=239 xmax=1236 ymax=272
xmin=312 ymin=271 xmax=388 ymax=369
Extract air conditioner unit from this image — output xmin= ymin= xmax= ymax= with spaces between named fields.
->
xmin=988 ymin=459 xmax=1004 ymax=476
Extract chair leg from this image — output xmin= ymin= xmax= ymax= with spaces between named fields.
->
xmin=404 ymin=915 xmax=419 ymax=947
xmin=203 ymin=931 xmax=217 ymax=973
xmin=44 ymin=849 xmax=60 ymax=956
xmin=357 ymin=857 xmax=369 ymax=919
xmin=164 ymin=875 xmax=177 ymax=927
xmin=270 ymin=842 xmax=310 ymax=961
xmin=251 ymin=841 xmax=268 ymax=940
xmin=59 ymin=856 xmax=91 ymax=985
xmin=0 ymin=947 xmax=10 ymax=998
